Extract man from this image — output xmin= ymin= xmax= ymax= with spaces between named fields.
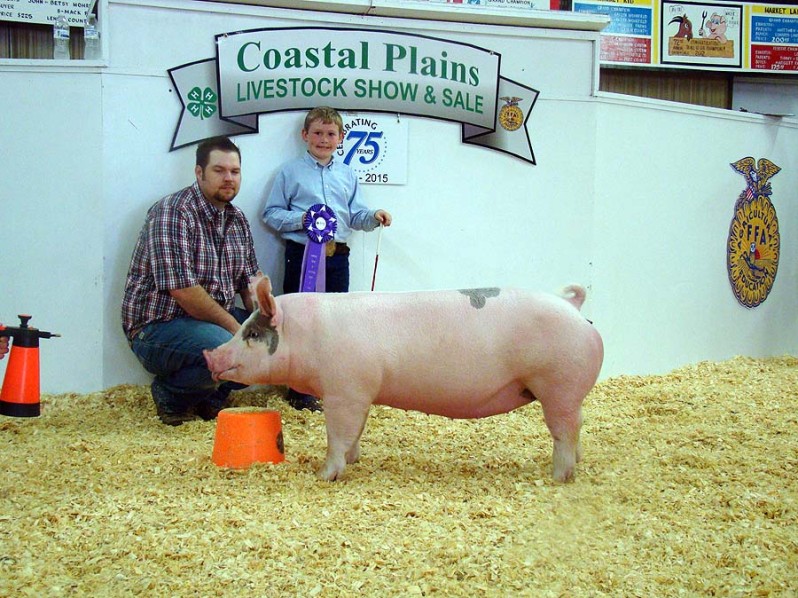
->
xmin=122 ymin=136 xmax=260 ymax=425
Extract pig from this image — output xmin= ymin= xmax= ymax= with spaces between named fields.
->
xmin=204 ymin=275 xmax=604 ymax=483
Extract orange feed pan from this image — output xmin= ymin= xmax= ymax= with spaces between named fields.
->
xmin=211 ymin=407 xmax=285 ymax=468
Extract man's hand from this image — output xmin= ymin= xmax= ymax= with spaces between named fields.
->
xmin=170 ymin=287 xmax=241 ymax=334
xmin=0 ymin=333 xmax=9 ymax=360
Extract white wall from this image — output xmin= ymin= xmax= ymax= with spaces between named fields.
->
xmin=733 ymin=77 xmax=798 ymax=116
xmin=0 ymin=0 xmax=796 ymax=394
xmin=0 ymin=70 xmax=105 ymax=391
xmin=593 ymin=95 xmax=798 ymax=376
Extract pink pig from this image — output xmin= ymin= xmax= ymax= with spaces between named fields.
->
xmin=204 ymin=275 xmax=604 ymax=483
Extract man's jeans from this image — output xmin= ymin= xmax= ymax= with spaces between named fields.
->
xmin=130 ymin=308 xmax=249 ymax=413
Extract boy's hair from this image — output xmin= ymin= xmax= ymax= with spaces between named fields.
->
xmin=303 ymin=106 xmax=343 ymax=134
xmin=196 ymin=136 xmax=241 ymax=170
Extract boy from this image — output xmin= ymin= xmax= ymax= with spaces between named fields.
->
xmin=263 ymin=107 xmax=393 ymax=411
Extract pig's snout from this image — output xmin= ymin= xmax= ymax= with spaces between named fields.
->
xmin=204 ymin=348 xmax=233 ymax=382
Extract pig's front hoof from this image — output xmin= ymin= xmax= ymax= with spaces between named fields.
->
xmin=317 ymin=459 xmax=346 ymax=482
xmin=316 ymin=467 xmax=341 ymax=482
xmin=552 ymin=466 xmax=576 ymax=483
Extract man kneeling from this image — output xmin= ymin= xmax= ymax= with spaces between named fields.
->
xmin=121 ymin=136 xmax=260 ymax=425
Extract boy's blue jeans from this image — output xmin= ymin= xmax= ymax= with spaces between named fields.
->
xmin=130 ymin=308 xmax=250 ymax=413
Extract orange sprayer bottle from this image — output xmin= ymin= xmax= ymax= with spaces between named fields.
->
xmin=0 ymin=315 xmax=60 ymax=417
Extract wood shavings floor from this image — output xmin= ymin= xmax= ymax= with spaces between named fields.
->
xmin=1 ymin=356 xmax=796 ymax=596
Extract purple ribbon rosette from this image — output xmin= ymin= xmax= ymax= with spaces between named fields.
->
xmin=300 ymin=203 xmax=338 ymax=293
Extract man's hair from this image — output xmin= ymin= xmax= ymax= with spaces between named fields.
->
xmin=196 ymin=136 xmax=241 ymax=170
xmin=303 ymin=106 xmax=343 ymax=134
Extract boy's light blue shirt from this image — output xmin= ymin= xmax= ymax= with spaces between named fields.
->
xmin=263 ymin=152 xmax=379 ymax=244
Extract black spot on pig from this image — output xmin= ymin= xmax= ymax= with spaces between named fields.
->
xmin=459 ymin=288 xmax=500 ymax=309
xmin=242 ymin=311 xmax=279 ymax=355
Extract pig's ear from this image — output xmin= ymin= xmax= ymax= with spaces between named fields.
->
xmin=256 ymin=276 xmax=279 ymax=327
xmin=249 ymin=271 xmax=265 ymax=300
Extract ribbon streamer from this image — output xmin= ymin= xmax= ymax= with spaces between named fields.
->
xmin=300 ymin=204 xmax=337 ymax=293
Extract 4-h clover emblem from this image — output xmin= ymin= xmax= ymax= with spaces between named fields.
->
xmin=186 ymin=86 xmax=217 ymax=120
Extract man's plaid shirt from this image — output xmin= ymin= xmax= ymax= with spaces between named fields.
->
xmin=122 ymin=182 xmax=259 ymax=339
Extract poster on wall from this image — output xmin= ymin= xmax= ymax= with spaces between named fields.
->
xmin=574 ymin=0 xmax=654 ymax=64
xmin=0 ymin=0 xmax=92 ymax=26
xmin=661 ymin=1 xmax=743 ymax=68
xmin=575 ymin=0 xmax=798 ymax=73
xmin=749 ymin=4 xmax=798 ymax=70
xmin=338 ymin=113 xmax=408 ymax=185
xmin=421 ymin=0 xmax=551 ymax=10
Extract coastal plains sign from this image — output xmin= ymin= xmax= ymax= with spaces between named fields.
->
xmin=168 ymin=27 xmax=539 ymax=164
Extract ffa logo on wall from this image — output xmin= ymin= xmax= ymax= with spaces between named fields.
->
xmin=498 ymin=96 xmax=524 ymax=132
xmin=727 ymin=157 xmax=781 ymax=308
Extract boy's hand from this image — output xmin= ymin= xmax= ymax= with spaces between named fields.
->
xmin=375 ymin=210 xmax=392 ymax=226
xmin=0 ymin=334 xmax=8 ymax=360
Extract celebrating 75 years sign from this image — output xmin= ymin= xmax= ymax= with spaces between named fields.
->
xmin=169 ymin=28 xmax=539 ymax=165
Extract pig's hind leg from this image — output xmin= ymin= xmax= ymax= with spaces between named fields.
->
xmin=317 ymin=394 xmax=371 ymax=481
xmin=541 ymin=399 xmax=583 ymax=483
xmin=529 ymin=380 xmax=585 ymax=483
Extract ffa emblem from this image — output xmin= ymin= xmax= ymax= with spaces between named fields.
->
xmin=727 ymin=157 xmax=781 ymax=308
xmin=498 ymin=96 xmax=524 ymax=132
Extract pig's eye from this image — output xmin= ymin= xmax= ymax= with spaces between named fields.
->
xmin=245 ymin=330 xmax=260 ymax=341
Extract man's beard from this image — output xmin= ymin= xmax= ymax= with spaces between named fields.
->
xmin=213 ymin=188 xmax=237 ymax=203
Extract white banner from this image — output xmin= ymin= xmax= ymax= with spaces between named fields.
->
xmin=169 ymin=28 xmax=539 ymax=164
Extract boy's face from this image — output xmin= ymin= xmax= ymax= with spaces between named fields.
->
xmin=302 ymin=119 xmax=344 ymax=165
